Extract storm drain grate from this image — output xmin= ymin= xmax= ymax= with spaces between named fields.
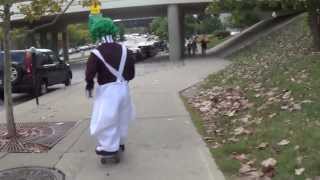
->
xmin=0 ymin=122 xmax=76 ymax=153
xmin=0 ymin=166 xmax=65 ymax=180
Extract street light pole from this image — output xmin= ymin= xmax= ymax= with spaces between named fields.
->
xmin=30 ymin=47 xmax=39 ymax=105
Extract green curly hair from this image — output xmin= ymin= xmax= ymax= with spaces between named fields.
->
xmin=88 ymin=14 xmax=119 ymax=42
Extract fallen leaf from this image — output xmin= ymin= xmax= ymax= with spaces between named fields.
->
xmin=257 ymin=142 xmax=269 ymax=150
xmin=268 ymin=113 xmax=277 ymax=119
xmin=200 ymin=107 xmax=210 ymax=113
xmin=240 ymin=117 xmax=250 ymax=123
xmin=261 ymin=158 xmax=277 ymax=169
xmin=261 ymin=158 xmax=277 ymax=178
xmin=246 ymin=159 xmax=256 ymax=166
xmin=226 ymin=110 xmax=236 ymax=117
xmin=239 ymin=164 xmax=256 ymax=174
xmin=228 ymin=137 xmax=240 ymax=143
xmin=211 ymin=143 xmax=222 ymax=149
xmin=204 ymin=137 xmax=214 ymax=141
xmin=277 ymin=139 xmax=290 ymax=146
xmin=266 ymin=91 xmax=275 ymax=97
xmin=302 ymin=100 xmax=312 ymax=104
xmin=282 ymin=91 xmax=291 ymax=99
xmin=296 ymin=156 xmax=303 ymax=165
xmin=292 ymin=104 xmax=302 ymax=111
xmin=295 ymin=168 xmax=305 ymax=175
xmin=281 ymin=105 xmax=289 ymax=110
xmin=234 ymin=127 xmax=246 ymax=136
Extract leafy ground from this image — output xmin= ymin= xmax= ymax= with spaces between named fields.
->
xmin=181 ymin=14 xmax=320 ymax=180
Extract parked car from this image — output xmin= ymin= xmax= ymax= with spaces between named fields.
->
xmin=0 ymin=48 xmax=72 ymax=100
xmin=138 ymin=44 xmax=158 ymax=58
xmin=129 ymin=47 xmax=146 ymax=62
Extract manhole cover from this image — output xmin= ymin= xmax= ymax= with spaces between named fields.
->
xmin=0 ymin=166 xmax=65 ymax=180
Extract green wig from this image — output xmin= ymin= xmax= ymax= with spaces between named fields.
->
xmin=88 ymin=14 xmax=119 ymax=42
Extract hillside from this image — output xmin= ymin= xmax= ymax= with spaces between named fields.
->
xmin=182 ymin=14 xmax=320 ymax=180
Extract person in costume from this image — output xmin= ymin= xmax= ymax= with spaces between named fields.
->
xmin=85 ymin=8 xmax=136 ymax=156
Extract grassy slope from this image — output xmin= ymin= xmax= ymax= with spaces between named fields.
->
xmin=207 ymin=35 xmax=229 ymax=49
xmin=189 ymin=14 xmax=320 ymax=179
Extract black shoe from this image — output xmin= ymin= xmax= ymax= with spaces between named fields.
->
xmin=120 ymin=144 xmax=125 ymax=152
xmin=96 ymin=149 xmax=118 ymax=156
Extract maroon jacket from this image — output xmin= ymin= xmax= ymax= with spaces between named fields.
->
xmin=85 ymin=42 xmax=135 ymax=90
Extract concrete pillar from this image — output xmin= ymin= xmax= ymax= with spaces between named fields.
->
xmin=62 ymin=28 xmax=69 ymax=62
xmin=51 ymin=31 xmax=59 ymax=56
xmin=179 ymin=9 xmax=185 ymax=58
xmin=40 ymin=32 xmax=48 ymax=48
xmin=168 ymin=4 xmax=184 ymax=61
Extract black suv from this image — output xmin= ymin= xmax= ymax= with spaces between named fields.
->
xmin=0 ymin=49 xmax=72 ymax=100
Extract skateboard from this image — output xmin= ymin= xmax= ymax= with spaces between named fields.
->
xmin=100 ymin=152 xmax=120 ymax=164
xmin=99 ymin=145 xmax=125 ymax=164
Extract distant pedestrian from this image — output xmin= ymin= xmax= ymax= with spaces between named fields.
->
xmin=186 ymin=39 xmax=192 ymax=56
xmin=201 ymin=36 xmax=208 ymax=56
xmin=191 ymin=38 xmax=197 ymax=56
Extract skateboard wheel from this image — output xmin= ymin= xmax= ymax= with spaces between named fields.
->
xmin=114 ymin=156 xmax=120 ymax=164
xmin=101 ymin=158 xmax=107 ymax=164
xmin=120 ymin=145 xmax=125 ymax=152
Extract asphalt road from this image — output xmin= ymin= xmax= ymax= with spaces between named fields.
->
xmin=0 ymin=54 xmax=170 ymax=112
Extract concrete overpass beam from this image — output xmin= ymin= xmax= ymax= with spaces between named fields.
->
xmin=62 ymin=28 xmax=69 ymax=62
xmin=168 ymin=4 xmax=184 ymax=61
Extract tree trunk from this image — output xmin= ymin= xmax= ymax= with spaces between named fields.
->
xmin=3 ymin=3 xmax=17 ymax=138
xmin=308 ymin=1 xmax=320 ymax=51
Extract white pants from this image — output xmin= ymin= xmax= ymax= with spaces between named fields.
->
xmin=95 ymin=113 xmax=129 ymax=152
xmin=90 ymin=82 xmax=135 ymax=152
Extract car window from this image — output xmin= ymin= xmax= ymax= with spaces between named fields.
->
xmin=48 ymin=53 xmax=59 ymax=63
xmin=0 ymin=52 xmax=25 ymax=63
xmin=41 ymin=54 xmax=53 ymax=65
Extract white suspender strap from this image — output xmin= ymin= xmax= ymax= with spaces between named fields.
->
xmin=118 ymin=45 xmax=127 ymax=76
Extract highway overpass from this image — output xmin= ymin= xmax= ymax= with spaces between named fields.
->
xmin=9 ymin=0 xmax=212 ymax=61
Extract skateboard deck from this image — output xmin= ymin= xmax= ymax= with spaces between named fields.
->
xmin=98 ymin=145 xmax=125 ymax=164
xmin=100 ymin=152 xmax=120 ymax=164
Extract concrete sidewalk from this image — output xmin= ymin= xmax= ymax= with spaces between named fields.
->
xmin=0 ymin=57 xmax=229 ymax=180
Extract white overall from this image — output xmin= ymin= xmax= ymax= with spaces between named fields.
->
xmin=90 ymin=45 xmax=135 ymax=152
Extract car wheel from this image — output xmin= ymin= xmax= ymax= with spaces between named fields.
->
xmin=64 ymin=72 xmax=72 ymax=87
xmin=11 ymin=65 xmax=22 ymax=85
xmin=64 ymin=77 xmax=71 ymax=87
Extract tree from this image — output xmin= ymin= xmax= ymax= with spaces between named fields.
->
xmin=150 ymin=17 xmax=168 ymax=40
xmin=208 ymin=0 xmax=320 ymax=50
xmin=68 ymin=24 xmax=91 ymax=47
xmin=0 ymin=0 xmax=75 ymax=139
xmin=151 ymin=15 xmax=224 ymax=40
xmin=225 ymin=10 xmax=260 ymax=28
